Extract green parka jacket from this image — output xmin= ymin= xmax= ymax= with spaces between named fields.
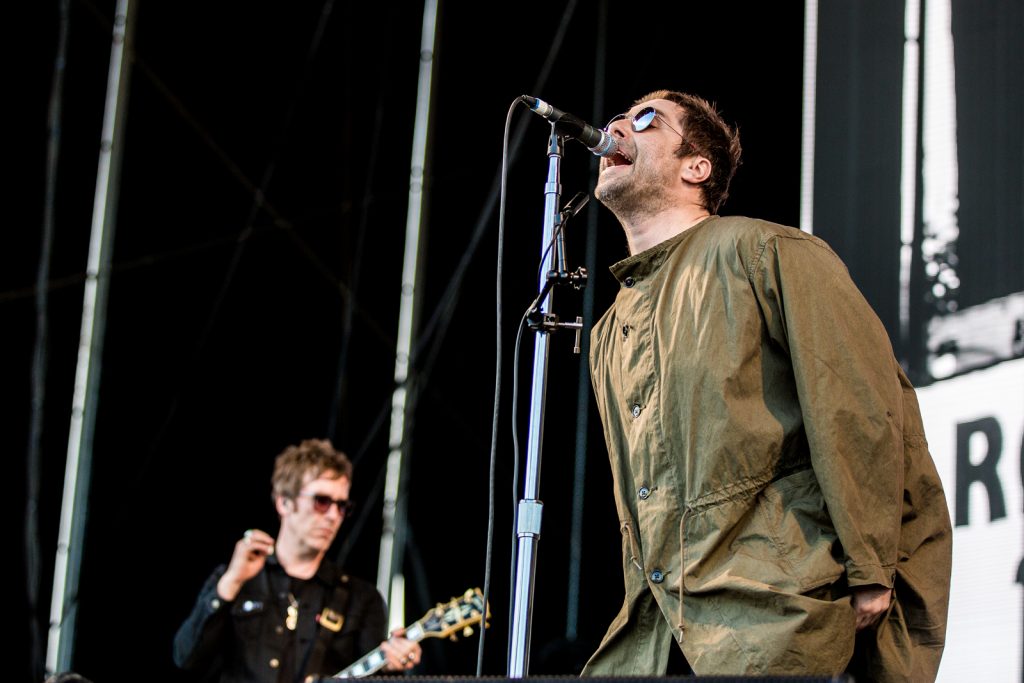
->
xmin=583 ymin=217 xmax=952 ymax=679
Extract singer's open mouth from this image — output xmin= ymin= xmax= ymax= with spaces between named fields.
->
xmin=604 ymin=149 xmax=633 ymax=171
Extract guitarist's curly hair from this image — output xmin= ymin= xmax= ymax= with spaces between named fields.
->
xmin=271 ymin=438 xmax=353 ymax=502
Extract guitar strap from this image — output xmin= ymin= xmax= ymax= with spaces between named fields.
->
xmin=304 ymin=573 xmax=353 ymax=680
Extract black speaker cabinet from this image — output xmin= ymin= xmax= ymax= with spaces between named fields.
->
xmin=317 ymin=676 xmax=855 ymax=682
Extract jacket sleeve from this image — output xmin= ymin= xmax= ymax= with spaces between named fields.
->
xmin=752 ymin=233 xmax=902 ymax=590
xmin=350 ymin=578 xmax=389 ymax=661
xmin=172 ymin=566 xmax=231 ymax=673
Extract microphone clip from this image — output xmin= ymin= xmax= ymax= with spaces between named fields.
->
xmin=545 ymin=266 xmax=588 ymax=291
xmin=526 ymin=311 xmax=585 ymax=355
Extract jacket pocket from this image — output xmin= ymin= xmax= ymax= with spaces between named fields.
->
xmin=682 ymin=467 xmax=843 ymax=596
xmin=231 ymin=598 xmax=266 ymax=640
xmin=757 ymin=467 xmax=845 ymax=593
xmin=679 ymin=469 xmax=854 ymax=674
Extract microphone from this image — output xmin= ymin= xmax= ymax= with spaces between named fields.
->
xmin=522 ymin=95 xmax=617 ymax=158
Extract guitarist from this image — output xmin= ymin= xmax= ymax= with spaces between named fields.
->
xmin=173 ymin=439 xmax=422 ymax=683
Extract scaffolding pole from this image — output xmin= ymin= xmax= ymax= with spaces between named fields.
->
xmin=377 ymin=0 xmax=440 ymax=628
xmin=45 ymin=0 xmax=135 ymax=675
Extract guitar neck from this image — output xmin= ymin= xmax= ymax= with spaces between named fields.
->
xmin=325 ymin=587 xmax=486 ymax=680
xmin=330 ymin=620 xmax=427 ymax=679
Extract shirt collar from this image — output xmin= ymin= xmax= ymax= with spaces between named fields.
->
xmin=265 ymin=552 xmax=340 ymax=587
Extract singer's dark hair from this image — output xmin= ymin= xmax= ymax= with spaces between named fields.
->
xmin=635 ymin=90 xmax=742 ymax=214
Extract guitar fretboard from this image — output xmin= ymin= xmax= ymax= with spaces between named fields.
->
xmin=324 ymin=588 xmax=486 ymax=680
xmin=333 ymin=622 xmax=426 ymax=678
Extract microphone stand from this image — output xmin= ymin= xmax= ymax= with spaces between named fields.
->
xmin=507 ymin=123 xmax=588 ymax=677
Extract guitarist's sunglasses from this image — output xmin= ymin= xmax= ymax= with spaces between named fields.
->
xmin=298 ymin=491 xmax=355 ymax=516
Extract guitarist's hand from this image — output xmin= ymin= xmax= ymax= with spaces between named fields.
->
xmin=216 ymin=528 xmax=275 ymax=601
xmin=379 ymin=628 xmax=422 ymax=672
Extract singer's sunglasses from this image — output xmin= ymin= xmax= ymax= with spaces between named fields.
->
xmin=297 ymin=491 xmax=355 ymax=515
xmin=604 ymin=106 xmax=685 ymax=142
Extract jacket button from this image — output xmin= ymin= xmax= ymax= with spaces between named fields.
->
xmin=631 ymin=403 xmax=641 ymax=418
xmin=623 ymin=276 xmax=636 ymax=287
xmin=269 ymin=658 xmax=280 ymax=669
xmin=638 ymin=486 xmax=651 ymax=500
xmin=650 ymin=570 xmax=664 ymax=584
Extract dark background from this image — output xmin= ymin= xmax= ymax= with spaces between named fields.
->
xmin=12 ymin=2 xmax=810 ymax=681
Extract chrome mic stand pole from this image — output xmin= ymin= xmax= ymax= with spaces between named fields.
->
xmin=507 ymin=124 xmax=563 ymax=677
xmin=506 ymin=125 xmax=589 ymax=676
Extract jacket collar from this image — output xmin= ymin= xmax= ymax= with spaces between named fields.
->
xmin=609 ymin=216 xmax=716 ymax=285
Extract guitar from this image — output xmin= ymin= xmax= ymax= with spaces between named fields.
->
xmin=326 ymin=588 xmax=490 ymax=679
